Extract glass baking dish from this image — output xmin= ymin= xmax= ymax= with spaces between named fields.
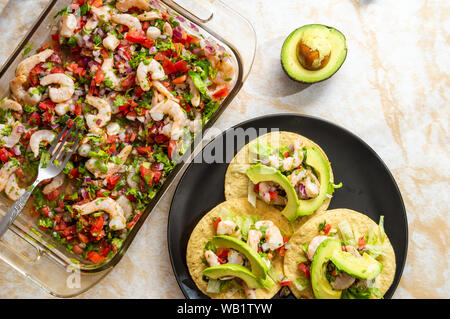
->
xmin=0 ymin=0 xmax=256 ymax=297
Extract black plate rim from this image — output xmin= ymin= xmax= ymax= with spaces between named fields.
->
xmin=167 ymin=112 xmax=408 ymax=299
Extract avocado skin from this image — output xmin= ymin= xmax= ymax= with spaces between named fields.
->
xmin=281 ymin=24 xmax=347 ymax=83
xmin=246 ymin=164 xmax=300 ymax=222
xmin=310 ymin=238 xmax=342 ymax=299
xmin=203 ymin=264 xmax=274 ymax=289
xmin=211 ymin=235 xmax=269 ymax=279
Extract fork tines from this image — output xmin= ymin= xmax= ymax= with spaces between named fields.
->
xmin=47 ymin=123 xmax=81 ymax=168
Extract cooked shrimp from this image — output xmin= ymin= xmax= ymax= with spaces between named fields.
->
xmin=303 ymin=175 xmax=320 ymax=198
xmin=16 ymin=49 xmax=53 ymax=78
xmin=40 ymin=73 xmax=75 ymax=103
xmin=151 ymin=80 xmax=177 ymax=101
xmin=228 ymin=250 xmax=244 ymax=265
xmin=111 ymin=13 xmax=142 ymax=31
xmin=91 ymin=5 xmax=111 ymax=22
xmin=149 ymin=100 xmax=187 ymax=140
xmin=343 ymin=245 xmax=361 ymax=258
xmin=116 ymin=0 xmax=150 ymax=12
xmin=101 ymin=57 xmax=124 ymax=91
xmin=103 ymin=33 xmax=120 ymax=51
xmin=330 ymin=272 xmax=356 ymax=290
xmin=137 ymin=11 xmax=161 ymax=21
xmin=0 ymin=160 xmax=19 ymax=192
xmin=216 ymin=220 xmax=238 ymax=236
xmin=187 ymin=75 xmax=200 ymax=107
xmin=127 ymin=166 xmax=138 ymax=188
xmin=116 ymin=194 xmax=133 ymax=219
xmin=162 ymin=22 xmax=172 ymax=37
xmin=0 ymin=98 xmax=22 ymax=113
xmin=10 ymin=75 xmax=42 ymax=105
xmin=5 ymin=173 xmax=25 ymax=201
xmin=29 ymin=130 xmax=55 ymax=158
xmin=136 ymin=60 xmax=165 ymax=91
xmin=85 ymin=144 xmax=132 ymax=178
xmin=60 ymin=14 xmax=78 ymax=38
xmin=55 ymin=102 xmax=71 ymax=116
xmin=307 ymin=235 xmax=329 ymax=261
xmin=73 ymin=197 xmax=126 ymax=230
xmin=42 ymin=173 xmax=65 ymax=195
xmin=247 ymin=229 xmax=262 ymax=252
xmin=205 ymin=250 xmax=220 ymax=267
xmin=0 ymin=122 xmax=24 ymax=148
xmin=85 ymin=95 xmax=112 ymax=133
xmin=146 ymin=26 xmax=161 ymax=40
xmin=255 ymin=221 xmax=283 ymax=251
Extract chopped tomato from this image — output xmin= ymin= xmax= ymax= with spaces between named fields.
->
xmin=78 ymin=232 xmax=89 ymax=244
xmin=38 ymin=99 xmax=56 ymax=112
xmin=298 ymin=262 xmax=311 ymax=280
xmin=90 ymin=215 xmax=104 ymax=235
xmin=29 ymin=112 xmax=41 ymax=125
xmin=153 ymin=52 xmax=167 ymax=61
xmin=278 ymin=245 xmax=287 ymax=257
xmin=154 ymin=134 xmax=168 ymax=144
xmin=331 ymin=269 xmax=338 ymax=277
xmin=136 ymin=146 xmax=152 ymax=157
xmin=73 ymin=103 xmax=82 ymax=116
xmin=94 ymin=68 xmax=104 ymax=85
xmin=212 ymin=217 xmax=221 ymax=230
xmin=140 ymin=165 xmax=162 ymax=186
xmin=42 ymin=111 xmax=53 ymax=123
xmin=0 ymin=148 xmax=12 ymax=163
xmin=358 ymin=236 xmax=367 ymax=248
xmin=323 ymin=223 xmax=331 ymax=235
xmin=106 ymin=174 xmax=121 ymax=190
xmin=73 ymin=244 xmax=84 ymax=255
xmin=269 ymin=191 xmax=278 ymax=200
xmin=16 ymin=168 xmax=24 ymax=179
xmin=96 ymin=189 xmax=108 ymax=198
xmin=212 ymin=87 xmax=230 ymax=100
xmin=173 ymin=60 xmax=189 ymax=73
xmin=29 ymin=64 xmax=44 ymax=87
xmin=161 ymin=57 xmax=177 ymax=74
xmin=127 ymin=211 xmax=142 ymax=229
xmin=168 ymin=140 xmax=177 ymax=160
xmin=88 ymin=0 xmax=103 ymax=7
xmin=120 ymin=74 xmax=136 ymax=91
xmin=125 ymin=29 xmax=154 ymax=48
xmin=105 ymin=143 xmax=117 ymax=155
xmin=280 ymin=280 xmax=293 ymax=286
xmin=45 ymin=188 xmax=61 ymax=201
xmin=87 ymin=251 xmax=105 ymax=264
xmin=216 ymin=248 xmax=229 ymax=259
xmin=253 ymin=183 xmax=260 ymax=193
xmin=50 ymin=66 xmax=65 ymax=74
xmin=172 ymin=74 xmax=187 ymax=84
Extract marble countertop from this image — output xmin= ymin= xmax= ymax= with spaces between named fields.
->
xmin=0 ymin=0 xmax=448 ymax=299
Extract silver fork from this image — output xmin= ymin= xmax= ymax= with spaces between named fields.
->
xmin=0 ymin=123 xmax=81 ymax=239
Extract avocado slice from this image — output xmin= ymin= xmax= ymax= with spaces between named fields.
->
xmin=203 ymin=264 xmax=274 ymax=289
xmin=310 ymin=238 xmax=342 ymax=299
xmin=296 ymin=147 xmax=331 ymax=217
xmin=246 ymin=164 xmax=300 ymax=222
xmin=330 ymin=251 xmax=383 ymax=280
xmin=281 ymin=24 xmax=347 ymax=83
xmin=211 ymin=235 xmax=269 ymax=279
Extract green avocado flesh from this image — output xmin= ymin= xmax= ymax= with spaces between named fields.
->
xmin=246 ymin=164 xmax=300 ymax=222
xmin=211 ymin=235 xmax=269 ymax=279
xmin=311 ymin=238 xmax=342 ymax=299
xmin=281 ymin=24 xmax=347 ymax=83
xmin=296 ymin=147 xmax=331 ymax=217
xmin=330 ymin=251 xmax=383 ymax=280
xmin=203 ymin=264 xmax=273 ymax=289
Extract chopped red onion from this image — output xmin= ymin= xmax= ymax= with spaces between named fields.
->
xmin=189 ymin=22 xmax=199 ymax=32
xmin=173 ymin=27 xmax=183 ymax=39
xmin=149 ymin=46 xmax=157 ymax=54
xmin=96 ymin=119 xmax=102 ymax=125
xmin=16 ymin=125 xmax=24 ymax=134
xmin=12 ymin=146 xmax=21 ymax=156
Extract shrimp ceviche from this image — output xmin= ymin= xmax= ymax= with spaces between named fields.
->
xmin=0 ymin=0 xmax=235 ymax=264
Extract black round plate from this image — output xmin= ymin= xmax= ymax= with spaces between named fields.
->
xmin=167 ymin=114 xmax=408 ymax=299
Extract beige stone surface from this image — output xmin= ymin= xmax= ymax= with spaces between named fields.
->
xmin=0 ymin=0 xmax=448 ymax=299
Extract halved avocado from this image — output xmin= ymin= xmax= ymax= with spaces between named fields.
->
xmin=211 ymin=235 xmax=269 ymax=279
xmin=246 ymin=164 xmax=300 ymax=222
xmin=296 ymin=147 xmax=331 ymax=217
xmin=310 ymin=238 xmax=342 ymax=299
xmin=203 ymin=264 xmax=274 ymax=289
xmin=281 ymin=24 xmax=347 ymax=83
xmin=331 ymin=251 xmax=383 ymax=280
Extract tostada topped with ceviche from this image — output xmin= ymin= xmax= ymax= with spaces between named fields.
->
xmin=186 ymin=198 xmax=294 ymax=299
xmin=225 ymin=131 xmax=341 ymax=228
xmin=0 ymin=0 xmax=235 ymax=264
